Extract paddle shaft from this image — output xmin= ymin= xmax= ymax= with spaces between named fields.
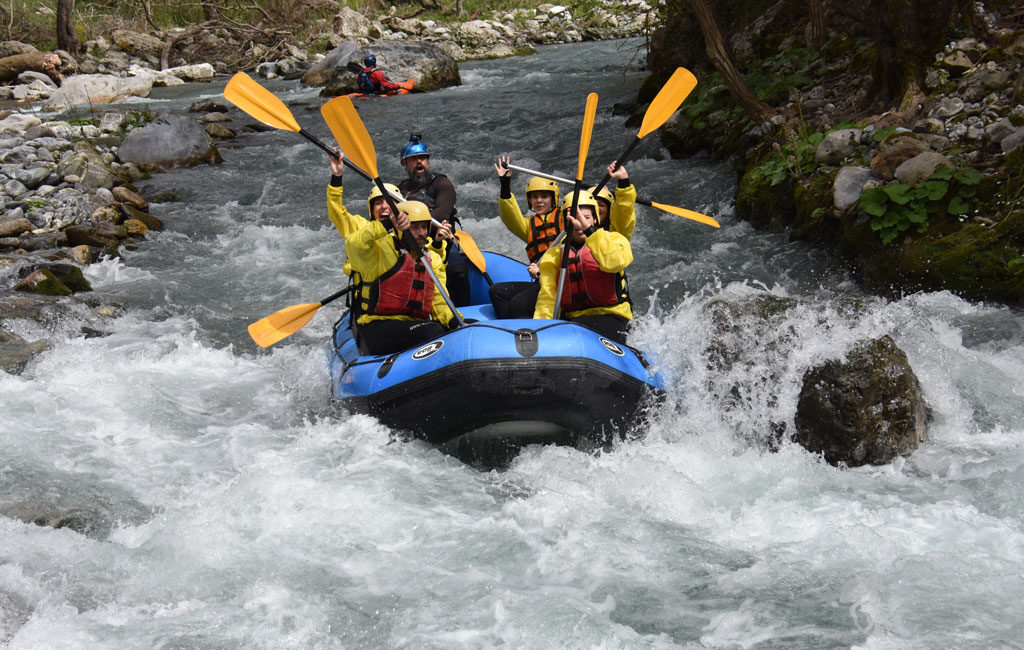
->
xmin=319 ymin=285 xmax=353 ymax=307
xmin=591 ymin=137 xmax=640 ymax=196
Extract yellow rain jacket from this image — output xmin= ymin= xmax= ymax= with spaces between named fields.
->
xmin=345 ymin=219 xmax=458 ymax=328
xmin=498 ymin=195 xmax=563 ymax=263
xmin=608 ymin=183 xmax=637 ymax=240
xmin=533 ymin=228 xmax=633 ymax=322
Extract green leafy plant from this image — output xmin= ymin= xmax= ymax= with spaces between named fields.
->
xmin=859 ymin=164 xmax=981 ymax=244
xmin=751 ymin=130 xmax=825 ymax=187
xmin=1008 ymin=258 xmax=1024 ymax=275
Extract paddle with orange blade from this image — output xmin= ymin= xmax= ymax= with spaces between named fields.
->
xmin=591 ymin=67 xmax=698 ymax=195
xmin=504 ymin=162 xmax=720 ymax=229
xmin=223 ymin=71 xmax=379 ymax=182
xmin=553 ymin=92 xmax=599 ymax=320
xmin=319 ymin=96 xmax=464 ymax=326
xmin=247 ymin=287 xmax=353 ymax=348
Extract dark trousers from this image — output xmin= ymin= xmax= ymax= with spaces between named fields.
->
xmin=568 ymin=314 xmax=630 ymax=345
xmin=357 ymin=319 xmax=446 ymax=355
xmin=489 ymin=281 xmax=539 ymax=319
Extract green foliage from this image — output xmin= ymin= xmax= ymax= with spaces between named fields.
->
xmin=1008 ymin=258 xmax=1024 ymax=275
xmin=859 ymin=164 xmax=982 ymax=244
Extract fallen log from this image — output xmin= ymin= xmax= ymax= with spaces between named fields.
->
xmin=0 ymin=52 xmax=63 ymax=86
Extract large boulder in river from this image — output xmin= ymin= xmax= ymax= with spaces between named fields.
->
xmin=794 ymin=336 xmax=927 ymax=466
xmin=43 ymin=73 xmax=153 ymax=110
xmin=117 ymin=114 xmax=222 ymax=168
xmin=303 ymin=40 xmax=460 ymax=96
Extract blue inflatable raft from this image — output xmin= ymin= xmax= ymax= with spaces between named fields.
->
xmin=330 ymin=251 xmax=666 ymax=461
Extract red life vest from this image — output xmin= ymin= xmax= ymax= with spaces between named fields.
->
xmin=359 ymin=252 xmax=434 ymax=319
xmin=525 ymin=208 xmax=563 ymax=264
xmin=560 ymin=244 xmax=630 ymax=311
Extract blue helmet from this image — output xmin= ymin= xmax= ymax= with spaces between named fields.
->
xmin=364 ymin=54 xmax=376 ymax=67
xmin=400 ymin=133 xmax=429 ymax=161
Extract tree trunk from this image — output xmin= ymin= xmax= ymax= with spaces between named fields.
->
xmin=808 ymin=0 xmax=825 ymax=50
xmin=201 ymin=1 xmax=220 ymax=21
xmin=56 ymin=0 xmax=80 ymax=55
xmin=836 ymin=0 xmax=969 ymax=111
xmin=688 ymin=0 xmax=771 ymax=124
xmin=0 ymin=52 xmax=65 ymax=84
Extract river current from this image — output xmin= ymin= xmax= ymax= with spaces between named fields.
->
xmin=2 ymin=39 xmax=1024 ymax=648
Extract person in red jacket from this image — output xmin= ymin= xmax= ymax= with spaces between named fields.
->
xmin=356 ymin=54 xmax=403 ymax=95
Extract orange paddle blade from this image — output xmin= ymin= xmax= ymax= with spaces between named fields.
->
xmin=649 ymin=201 xmax=720 ymax=228
xmin=223 ymin=72 xmax=301 ymax=132
xmin=638 ymin=67 xmax=698 ymax=139
xmin=320 ymin=97 xmax=379 ymax=178
xmin=247 ymin=301 xmax=323 ymax=348
xmin=453 ymin=230 xmax=486 ymax=273
xmin=577 ymin=92 xmax=599 ymax=180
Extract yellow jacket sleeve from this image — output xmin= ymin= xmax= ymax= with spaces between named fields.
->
xmin=587 ymin=228 xmax=633 ymax=272
xmin=532 ymin=244 xmax=562 ymax=320
xmin=609 ymin=183 xmax=637 ymax=241
xmin=498 ymin=194 xmax=530 ymax=243
xmin=345 ymin=219 xmax=399 ymax=283
xmin=327 ymin=184 xmax=369 ymax=239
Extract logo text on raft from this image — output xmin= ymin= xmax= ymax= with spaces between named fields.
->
xmin=412 ymin=340 xmax=444 ymax=360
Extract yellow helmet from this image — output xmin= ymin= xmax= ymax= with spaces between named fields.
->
xmin=366 ymin=182 xmax=402 ymax=216
xmin=561 ymin=189 xmax=599 ymax=214
xmin=590 ymin=184 xmax=614 ymax=207
xmin=396 ymin=200 xmax=432 ymax=223
xmin=525 ymin=176 xmax=559 ymax=209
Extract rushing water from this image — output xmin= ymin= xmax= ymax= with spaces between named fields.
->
xmin=3 ymin=39 xmax=1024 ymax=648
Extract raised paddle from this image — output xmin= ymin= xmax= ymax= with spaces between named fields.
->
xmin=224 ymin=71 xmax=375 ymax=180
xmin=248 ymin=286 xmax=353 ymax=348
xmin=591 ymin=67 xmax=698 ymax=196
xmin=504 ymin=162 xmax=720 ymax=228
xmin=319 ymin=96 xmax=464 ymax=327
xmin=347 ymin=61 xmax=363 ymax=74
xmin=553 ymin=92 xmax=599 ymax=321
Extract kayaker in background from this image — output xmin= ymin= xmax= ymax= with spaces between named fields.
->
xmin=356 ymin=54 xmax=403 ymax=95
xmin=397 ymin=134 xmax=470 ymax=306
xmin=592 ymin=161 xmax=637 ymax=240
xmin=346 ymin=198 xmax=460 ymax=355
xmin=488 ymin=155 xmax=565 ymax=318
xmin=533 ymin=189 xmax=633 ymax=344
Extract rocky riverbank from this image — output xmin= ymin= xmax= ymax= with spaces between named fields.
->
xmin=0 ymin=1 xmax=653 ymax=370
xmin=644 ymin=1 xmax=1024 ymax=307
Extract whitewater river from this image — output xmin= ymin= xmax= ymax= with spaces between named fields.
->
xmin=3 ymin=39 xmax=1024 ymax=648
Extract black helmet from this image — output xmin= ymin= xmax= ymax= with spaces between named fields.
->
xmin=364 ymin=54 xmax=376 ymax=67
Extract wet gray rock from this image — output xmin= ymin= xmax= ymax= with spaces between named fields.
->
xmin=17 ymin=263 xmax=91 ymax=293
xmin=0 ymin=216 xmax=31 ymax=237
xmin=894 ymin=151 xmax=954 ymax=185
xmin=117 ymin=114 xmax=221 ymax=167
xmin=43 ymin=73 xmax=154 ymax=110
xmin=833 ymin=165 xmax=873 ymax=211
xmin=305 ymin=40 xmax=460 ymax=95
xmin=794 ymin=336 xmax=927 ymax=466
xmin=0 ymin=330 xmax=50 ymax=374
xmin=816 ymin=128 xmax=862 ymax=165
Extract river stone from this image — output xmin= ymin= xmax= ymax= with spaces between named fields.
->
xmin=1002 ymin=128 xmax=1024 ymax=156
xmin=121 ymin=203 xmax=163 ymax=230
xmin=870 ymin=134 xmax=928 ymax=180
xmin=794 ymin=336 xmax=927 ymax=466
xmin=0 ymin=217 xmax=31 ymax=237
xmin=122 ymin=218 xmax=148 ymax=235
xmin=333 ymin=7 xmax=370 ymax=39
xmin=44 ymin=74 xmax=154 ymax=110
xmin=306 ymin=40 xmax=460 ymax=95
xmin=0 ymin=41 xmax=36 ymax=58
xmin=18 ymin=263 xmax=91 ymax=292
xmin=0 ymin=113 xmax=41 ymax=136
xmin=112 ymin=185 xmax=148 ymax=210
xmin=941 ymin=50 xmax=974 ymax=76
xmin=63 ymin=224 xmax=120 ymax=249
xmin=117 ymin=115 xmax=221 ymax=167
xmin=833 ymin=166 xmax=873 ymax=211
xmin=0 ymin=329 xmax=49 ymax=374
xmin=67 ymin=245 xmax=92 ymax=264
xmin=189 ymin=99 xmax=229 ymax=113
xmin=9 ymin=165 xmax=52 ymax=190
xmin=164 ymin=63 xmax=215 ymax=82
xmin=111 ymin=28 xmax=163 ymax=56
xmin=816 ymin=128 xmax=862 ymax=166
xmin=14 ymin=269 xmax=72 ymax=296
xmin=894 ymin=152 xmax=954 ymax=185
